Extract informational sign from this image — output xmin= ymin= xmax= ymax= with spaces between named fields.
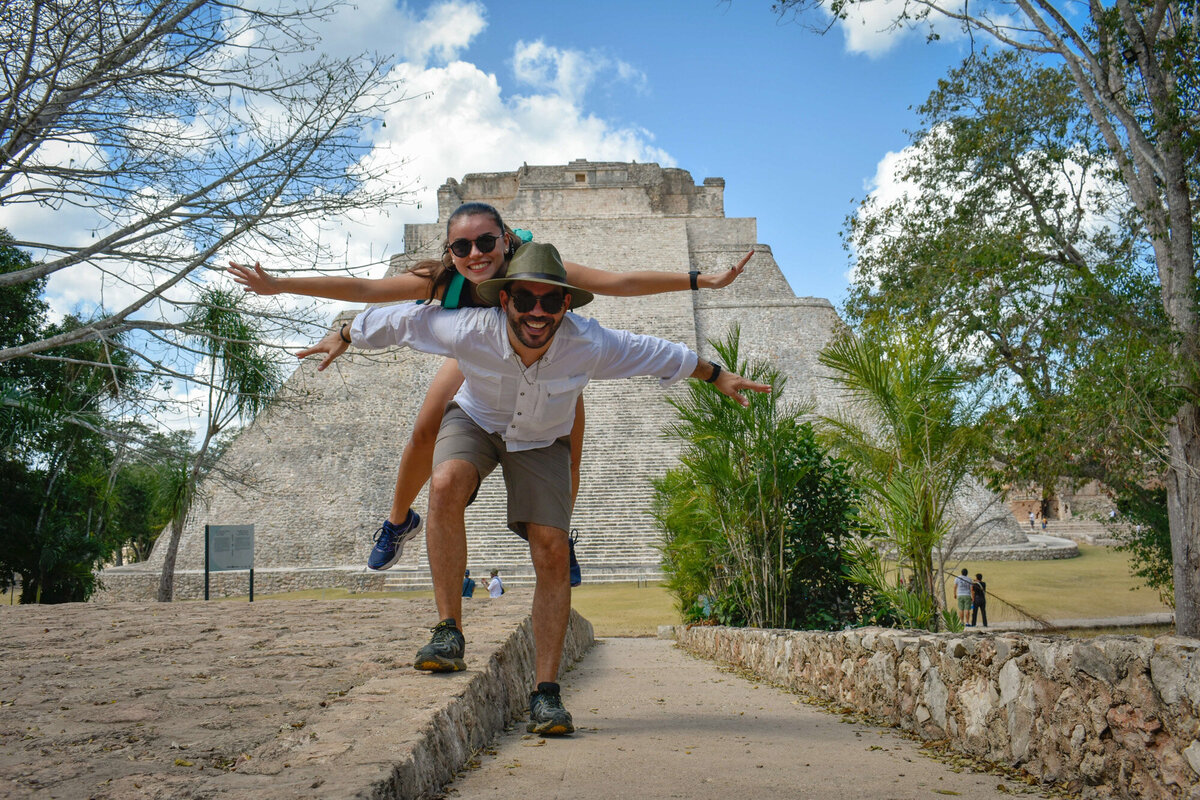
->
xmin=206 ymin=524 xmax=254 ymax=572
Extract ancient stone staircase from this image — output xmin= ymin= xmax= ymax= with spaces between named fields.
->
xmin=1031 ymin=518 xmax=1125 ymax=546
xmin=378 ymin=474 xmax=669 ymax=592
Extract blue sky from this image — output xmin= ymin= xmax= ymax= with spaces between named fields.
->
xmin=1 ymin=0 xmax=980 ymax=319
xmin=293 ymin=0 xmax=978 ymax=309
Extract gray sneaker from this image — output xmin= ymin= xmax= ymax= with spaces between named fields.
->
xmin=413 ymin=618 xmax=466 ymax=672
xmin=527 ymin=682 xmax=574 ymax=735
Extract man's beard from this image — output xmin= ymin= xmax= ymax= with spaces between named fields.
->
xmin=506 ymin=306 xmax=563 ymax=350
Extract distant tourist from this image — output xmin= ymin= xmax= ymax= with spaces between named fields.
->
xmin=462 ymin=569 xmax=475 ymax=598
xmin=1029 ymin=510 xmax=1036 ymax=530
xmin=955 ymin=568 xmax=973 ymax=626
xmin=488 ymin=569 xmax=504 ymax=599
xmin=970 ymin=573 xmax=988 ymax=628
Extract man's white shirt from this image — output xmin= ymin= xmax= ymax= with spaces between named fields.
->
xmin=350 ymin=302 xmax=698 ymax=451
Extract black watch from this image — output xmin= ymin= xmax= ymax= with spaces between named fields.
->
xmin=705 ymin=361 xmax=722 ymax=383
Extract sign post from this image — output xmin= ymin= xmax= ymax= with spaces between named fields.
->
xmin=204 ymin=524 xmax=255 ymax=601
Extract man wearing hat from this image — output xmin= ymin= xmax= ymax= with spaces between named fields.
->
xmin=303 ymin=242 xmax=771 ymax=735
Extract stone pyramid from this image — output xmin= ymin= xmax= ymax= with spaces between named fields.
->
xmin=100 ymin=160 xmax=1028 ymax=600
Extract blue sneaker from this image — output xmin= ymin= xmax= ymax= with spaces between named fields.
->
xmin=367 ymin=509 xmax=423 ymax=571
xmin=568 ymin=529 xmax=581 ymax=587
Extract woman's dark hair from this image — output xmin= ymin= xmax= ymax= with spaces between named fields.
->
xmin=408 ymin=202 xmax=518 ymax=304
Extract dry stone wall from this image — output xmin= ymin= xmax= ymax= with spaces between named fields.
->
xmin=676 ymin=624 xmax=1200 ymax=799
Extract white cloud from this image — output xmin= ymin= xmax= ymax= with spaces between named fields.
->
xmin=282 ymin=5 xmax=670 ymax=292
xmin=401 ymin=0 xmax=489 ymax=65
xmin=829 ymin=0 xmax=967 ymax=57
xmin=512 ymin=38 xmax=647 ymax=102
xmin=862 ymin=144 xmax=918 ymax=207
xmin=299 ymin=0 xmax=488 ymax=66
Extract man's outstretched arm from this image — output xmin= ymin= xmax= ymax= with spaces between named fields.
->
xmin=295 ymin=325 xmax=350 ymax=371
xmin=689 ymin=359 xmax=772 ymax=407
xmin=295 ymin=303 xmax=477 ymax=371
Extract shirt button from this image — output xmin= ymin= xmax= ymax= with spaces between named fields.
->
xmin=517 ymin=412 xmax=522 ymax=416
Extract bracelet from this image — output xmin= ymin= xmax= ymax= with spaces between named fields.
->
xmin=688 ymin=269 xmax=700 ymax=291
xmin=705 ymin=361 xmax=722 ymax=383
xmin=339 ymin=323 xmax=352 ymax=344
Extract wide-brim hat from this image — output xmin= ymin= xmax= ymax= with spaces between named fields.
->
xmin=476 ymin=242 xmax=594 ymax=308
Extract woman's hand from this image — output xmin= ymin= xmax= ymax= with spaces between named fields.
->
xmin=228 ymin=261 xmax=280 ymax=296
xmin=700 ymin=249 xmax=754 ymax=290
xmin=296 ymin=327 xmax=349 ymax=371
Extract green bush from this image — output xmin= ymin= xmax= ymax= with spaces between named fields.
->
xmin=653 ymin=328 xmax=872 ymax=630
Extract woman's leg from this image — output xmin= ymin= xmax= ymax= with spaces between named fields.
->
xmin=387 ymin=360 xmax=466 ymax=525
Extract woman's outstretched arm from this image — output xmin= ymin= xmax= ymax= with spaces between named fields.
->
xmin=562 ymin=250 xmax=753 ymax=297
xmin=228 ymin=261 xmax=434 ymax=303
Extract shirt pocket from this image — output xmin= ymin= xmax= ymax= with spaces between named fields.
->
xmin=458 ymin=361 xmax=509 ymax=409
xmin=536 ymin=374 xmax=590 ymax=430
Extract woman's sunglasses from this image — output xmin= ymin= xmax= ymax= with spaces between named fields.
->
xmin=448 ymin=233 xmax=502 ymax=258
xmin=509 ymin=288 xmax=566 ymax=315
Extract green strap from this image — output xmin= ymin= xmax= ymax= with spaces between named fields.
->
xmin=443 ymin=272 xmax=465 ymax=309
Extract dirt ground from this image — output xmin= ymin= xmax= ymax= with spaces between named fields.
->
xmin=0 ymin=597 xmax=535 ymax=799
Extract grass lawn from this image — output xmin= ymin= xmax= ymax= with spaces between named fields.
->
xmin=3 ymin=545 xmax=1170 ymax=636
xmin=570 ymin=581 xmax=678 ymax=637
xmin=944 ymin=544 xmax=1173 ymax=624
xmin=175 ymin=583 xmax=677 ymax=638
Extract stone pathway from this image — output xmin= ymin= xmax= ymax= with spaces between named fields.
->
xmin=444 ymin=637 xmax=1032 ymax=800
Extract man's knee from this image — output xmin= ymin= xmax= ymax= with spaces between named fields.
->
xmin=429 ymin=461 xmax=478 ymax=507
xmin=527 ymin=525 xmax=569 ymax=570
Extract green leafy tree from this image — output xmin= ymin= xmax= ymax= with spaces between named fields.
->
xmin=778 ymin=423 xmax=869 ymax=629
xmin=1115 ymin=487 xmax=1174 ymax=607
xmin=104 ymin=430 xmax=196 ymax=564
xmin=771 ymin=0 xmax=1200 ymax=637
xmin=842 ymin=50 xmax=1177 ymax=598
xmin=0 ymin=0 xmax=409 ymax=362
xmin=654 ymin=328 xmax=866 ymax=630
xmin=0 ymin=322 xmax=137 ymax=602
xmin=818 ymin=324 xmax=983 ymax=631
xmin=157 ymin=286 xmax=283 ymax=601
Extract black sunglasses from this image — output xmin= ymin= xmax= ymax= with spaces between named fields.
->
xmin=509 ymin=288 xmax=566 ymax=315
xmin=447 ymin=233 xmax=502 ymax=258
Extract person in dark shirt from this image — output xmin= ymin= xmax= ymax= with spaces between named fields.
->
xmin=971 ymin=573 xmax=988 ymax=628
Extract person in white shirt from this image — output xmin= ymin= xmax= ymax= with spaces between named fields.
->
xmin=300 ymin=241 xmax=770 ymax=735
xmin=487 ymin=569 xmax=503 ymax=598
xmin=954 ymin=568 xmax=973 ymax=626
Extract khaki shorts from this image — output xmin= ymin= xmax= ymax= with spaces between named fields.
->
xmin=432 ymin=404 xmax=572 ymax=537
xmin=957 ymin=595 xmax=972 ymax=611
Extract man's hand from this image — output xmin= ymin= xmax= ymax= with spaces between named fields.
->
xmin=714 ymin=369 xmax=772 ymax=406
xmin=228 ymin=261 xmax=280 ymax=295
xmin=692 ymin=361 xmax=771 ymax=406
xmin=700 ymin=249 xmax=754 ymax=290
xmin=296 ymin=327 xmax=349 ymax=371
